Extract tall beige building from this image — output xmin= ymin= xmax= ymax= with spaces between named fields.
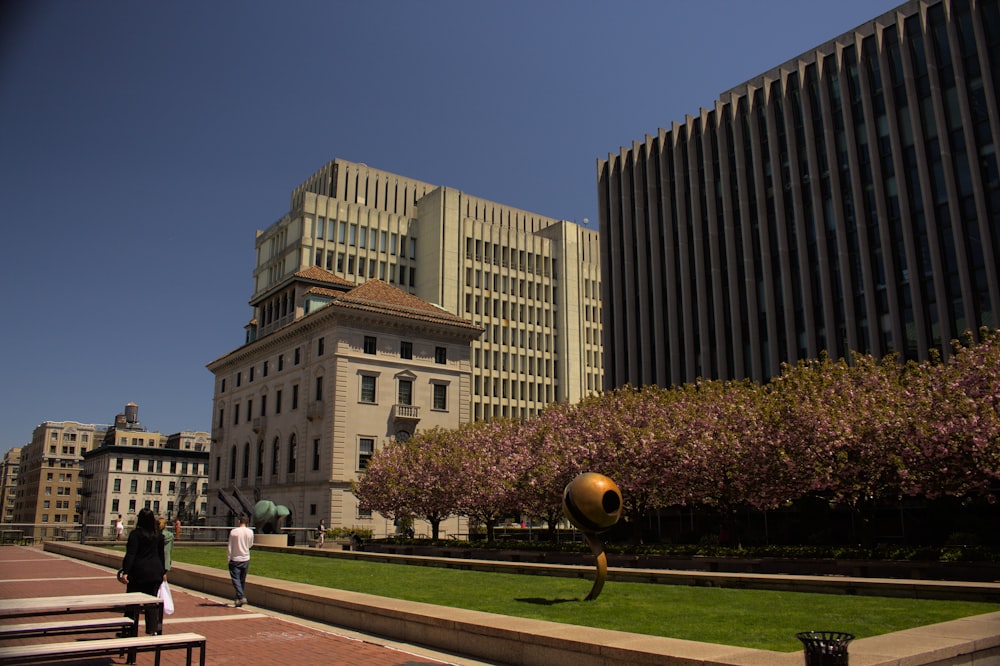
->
xmin=13 ymin=421 xmax=104 ymax=538
xmin=252 ymin=158 xmax=604 ymax=422
xmin=1 ymin=448 xmax=21 ymax=525
xmin=207 ymin=270 xmax=483 ymax=536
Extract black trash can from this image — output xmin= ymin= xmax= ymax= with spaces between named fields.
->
xmin=796 ymin=631 xmax=854 ymax=666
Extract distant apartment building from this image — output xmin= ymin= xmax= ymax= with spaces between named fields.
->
xmin=599 ymin=0 xmax=999 ymax=388
xmin=207 ymin=271 xmax=482 ymax=536
xmin=13 ymin=421 xmax=104 ymax=538
xmin=1 ymin=448 xmax=21 ymax=524
xmin=12 ymin=404 xmax=210 ymax=539
xmin=80 ymin=404 xmax=210 ymax=533
xmin=251 ymin=158 xmax=604 ymax=422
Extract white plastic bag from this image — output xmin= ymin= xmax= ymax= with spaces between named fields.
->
xmin=157 ymin=581 xmax=175 ymax=615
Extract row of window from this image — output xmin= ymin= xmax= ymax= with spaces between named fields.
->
xmin=363 ymin=335 xmax=448 ymax=364
xmin=221 ymin=434 xmax=376 ymax=481
xmin=221 ymin=346 xmax=305 ymax=393
xmin=474 ymin=349 xmax=554 ymax=376
xmin=314 ymin=250 xmax=418 ymax=288
xmin=111 ymin=478 xmax=205 ymax=495
xmin=113 ymin=458 xmax=200 ymax=475
xmin=464 ymin=238 xmax=555 ymax=276
xmin=464 ymin=294 xmax=556 ymax=326
xmin=474 ymin=376 xmax=553 ymax=403
xmin=313 ymin=218 xmax=417 ymax=260
xmin=358 ymin=373 xmax=449 ymax=410
xmin=465 ymin=267 xmax=556 ymax=301
xmin=221 ymin=434 xmax=320 ymax=480
xmin=109 ymin=499 xmax=204 ymax=516
xmin=49 ymin=432 xmax=90 ymax=442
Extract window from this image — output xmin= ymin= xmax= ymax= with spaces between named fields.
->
xmin=292 ymin=384 xmax=299 ymax=409
xmin=278 ymin=354 xmax=284 ymax=371
xmin=400 ymin=341 xmax=412 ymax=359
xmin=275 ymin=390 xmax=282 ymax=414
xmin=229 ymin=446 xmax=236 ymax=479
xmin=315 ymin=376 xmax=323 ymax=401
xmin=294 ymin=347 xmax=300 ymax=365
xmin=113 ymin=478 xmax=121 ymax=492
xmin=256 ymin=441 xmax=264 ymax=477
xmin=145 ymin=480 xmax=153 ymax=493
xmin=246 ymin=399 xmax=253 ymax=421
xmin=363 ymin=336 xmax=376 ymax=354
xmin=129 ymin=479 xmax=138 ymax=493
xmin=233 ymin=403 xmax=240 ymax=425
xmin=115 ymin=458 xmax=123 ymax=471
xmin=263 ymin=360 xmax=269 ymax=377
xmin=249 ymin=366 xmax=255 ymax=382
xmin=242 ymin=442 xmax=250 ymax=478
xmin=433 ymin=383 xmax=448 ymax=410
xmin=360 ymin=375 xmax=376 ymax=403
xmin=236 ymin=372 xmax=242 ymax=387
xmin=435 ymin=347 xmax=447 ymax=364
xmin=131 ymin=459 xmax=139 ymax=472
xmin=271 ymin=437 xmax=280 ymax=475
xmin=317 ymin=337 xmax=325 ymax=356
xmin=260 ymin=394 xmax=267 ymax=416
xmin=312 ymin=438 xmax=320 ymax=471
xmin=397 ymin=379 xmax=412 ymax=406
xmin=112 ymin=499 xmax=119 ymax=512
xmin=358 ymin=437 xmax=374 ymax=470
xmin=287 ymin=434 xmax=297 ymax=474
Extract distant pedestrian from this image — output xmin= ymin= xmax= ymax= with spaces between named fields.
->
xmin=317 ymin=519 xmax=325 ymax=548
xmin=227 ymin=515 xmax=254 ymax=607
xmin=115 ymin=515 xmax=124 ymax=542
xmin=174 ymin=518 xmax=181 ymax=541
xmin=157 ymin=517 xmax=173 ymax=577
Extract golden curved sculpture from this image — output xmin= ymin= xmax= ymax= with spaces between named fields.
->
xmin=562 ymin=472 xmax=623 ymax=601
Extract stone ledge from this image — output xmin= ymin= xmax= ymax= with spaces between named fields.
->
xmin=45 ymin=542 xmax=1000 ymax=666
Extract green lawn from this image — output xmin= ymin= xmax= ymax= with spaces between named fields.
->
xmin=171 ymin=547 xmax=998 ymax=652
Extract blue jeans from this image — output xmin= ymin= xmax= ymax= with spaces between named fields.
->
xmin=228 ymin=560 xmax=249 ymax=600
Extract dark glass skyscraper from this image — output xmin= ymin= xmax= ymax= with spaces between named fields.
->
xmin=599 ymin=0 xmax=999 ymax=388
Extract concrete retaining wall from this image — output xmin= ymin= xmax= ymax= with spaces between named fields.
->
xmin=45 ymin=542 xmax=1000 ymax=666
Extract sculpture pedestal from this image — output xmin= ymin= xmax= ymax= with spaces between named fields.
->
xmin=254 ymin=534 xmax=288 ymax=547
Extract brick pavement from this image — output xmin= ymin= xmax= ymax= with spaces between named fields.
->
xmin=0 ymin=545 xmax=483 ymax=666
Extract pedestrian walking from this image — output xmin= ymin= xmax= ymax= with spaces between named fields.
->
xmin=115 ymin=514 xmax=124 ymax=541
xmin=119 ymin=507 xmax=166 ymax=640
xmin=227 ymin=515 xmax=254 ymax=607
xmin=317 ymin=519 xmax=325 ymax=548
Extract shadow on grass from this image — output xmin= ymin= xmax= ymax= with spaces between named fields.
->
xmin=515 ymin=597 xmax=579 ymax=606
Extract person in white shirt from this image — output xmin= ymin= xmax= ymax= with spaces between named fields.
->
xmin=227 ymin=515 xmax=254 ymax=607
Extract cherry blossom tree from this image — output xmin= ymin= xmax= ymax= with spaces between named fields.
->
xmin=453 ymin=419 xmax=528 ymax=542
xmin=353 ymin=428 xmax=465 ymax=539
xmin=900 ymin=328 xmax=1000 ymax=500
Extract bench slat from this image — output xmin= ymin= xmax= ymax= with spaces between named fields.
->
xmin=0 ymin=617 xmax=135 ymax=639
xmin=0 ymin=632 xmax=206 ymax=665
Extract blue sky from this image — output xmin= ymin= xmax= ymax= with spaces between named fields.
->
xmin=0 ymin=0 xmax=899 ymax=451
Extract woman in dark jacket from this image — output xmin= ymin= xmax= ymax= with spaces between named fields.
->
xmin=120 ymin=507 xmax=166 ymax=636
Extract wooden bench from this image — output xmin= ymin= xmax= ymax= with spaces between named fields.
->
xmin=0 ymin=631 xmax=206 ymax=665
xmin=0 ymin=617 xmax=136 ymax=640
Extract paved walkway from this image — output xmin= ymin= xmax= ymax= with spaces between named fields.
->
xmin=0 ymin=545 xmax=493 ymax=665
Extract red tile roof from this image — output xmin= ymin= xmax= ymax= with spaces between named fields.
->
xmin=331 ymin=280 xmax=482 ymax=332
xmin=293 ymin=266 xmax=355 ymax=288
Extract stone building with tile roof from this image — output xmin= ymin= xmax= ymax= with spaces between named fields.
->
xmin=206 ymin=268 xmax=483 ymax=537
